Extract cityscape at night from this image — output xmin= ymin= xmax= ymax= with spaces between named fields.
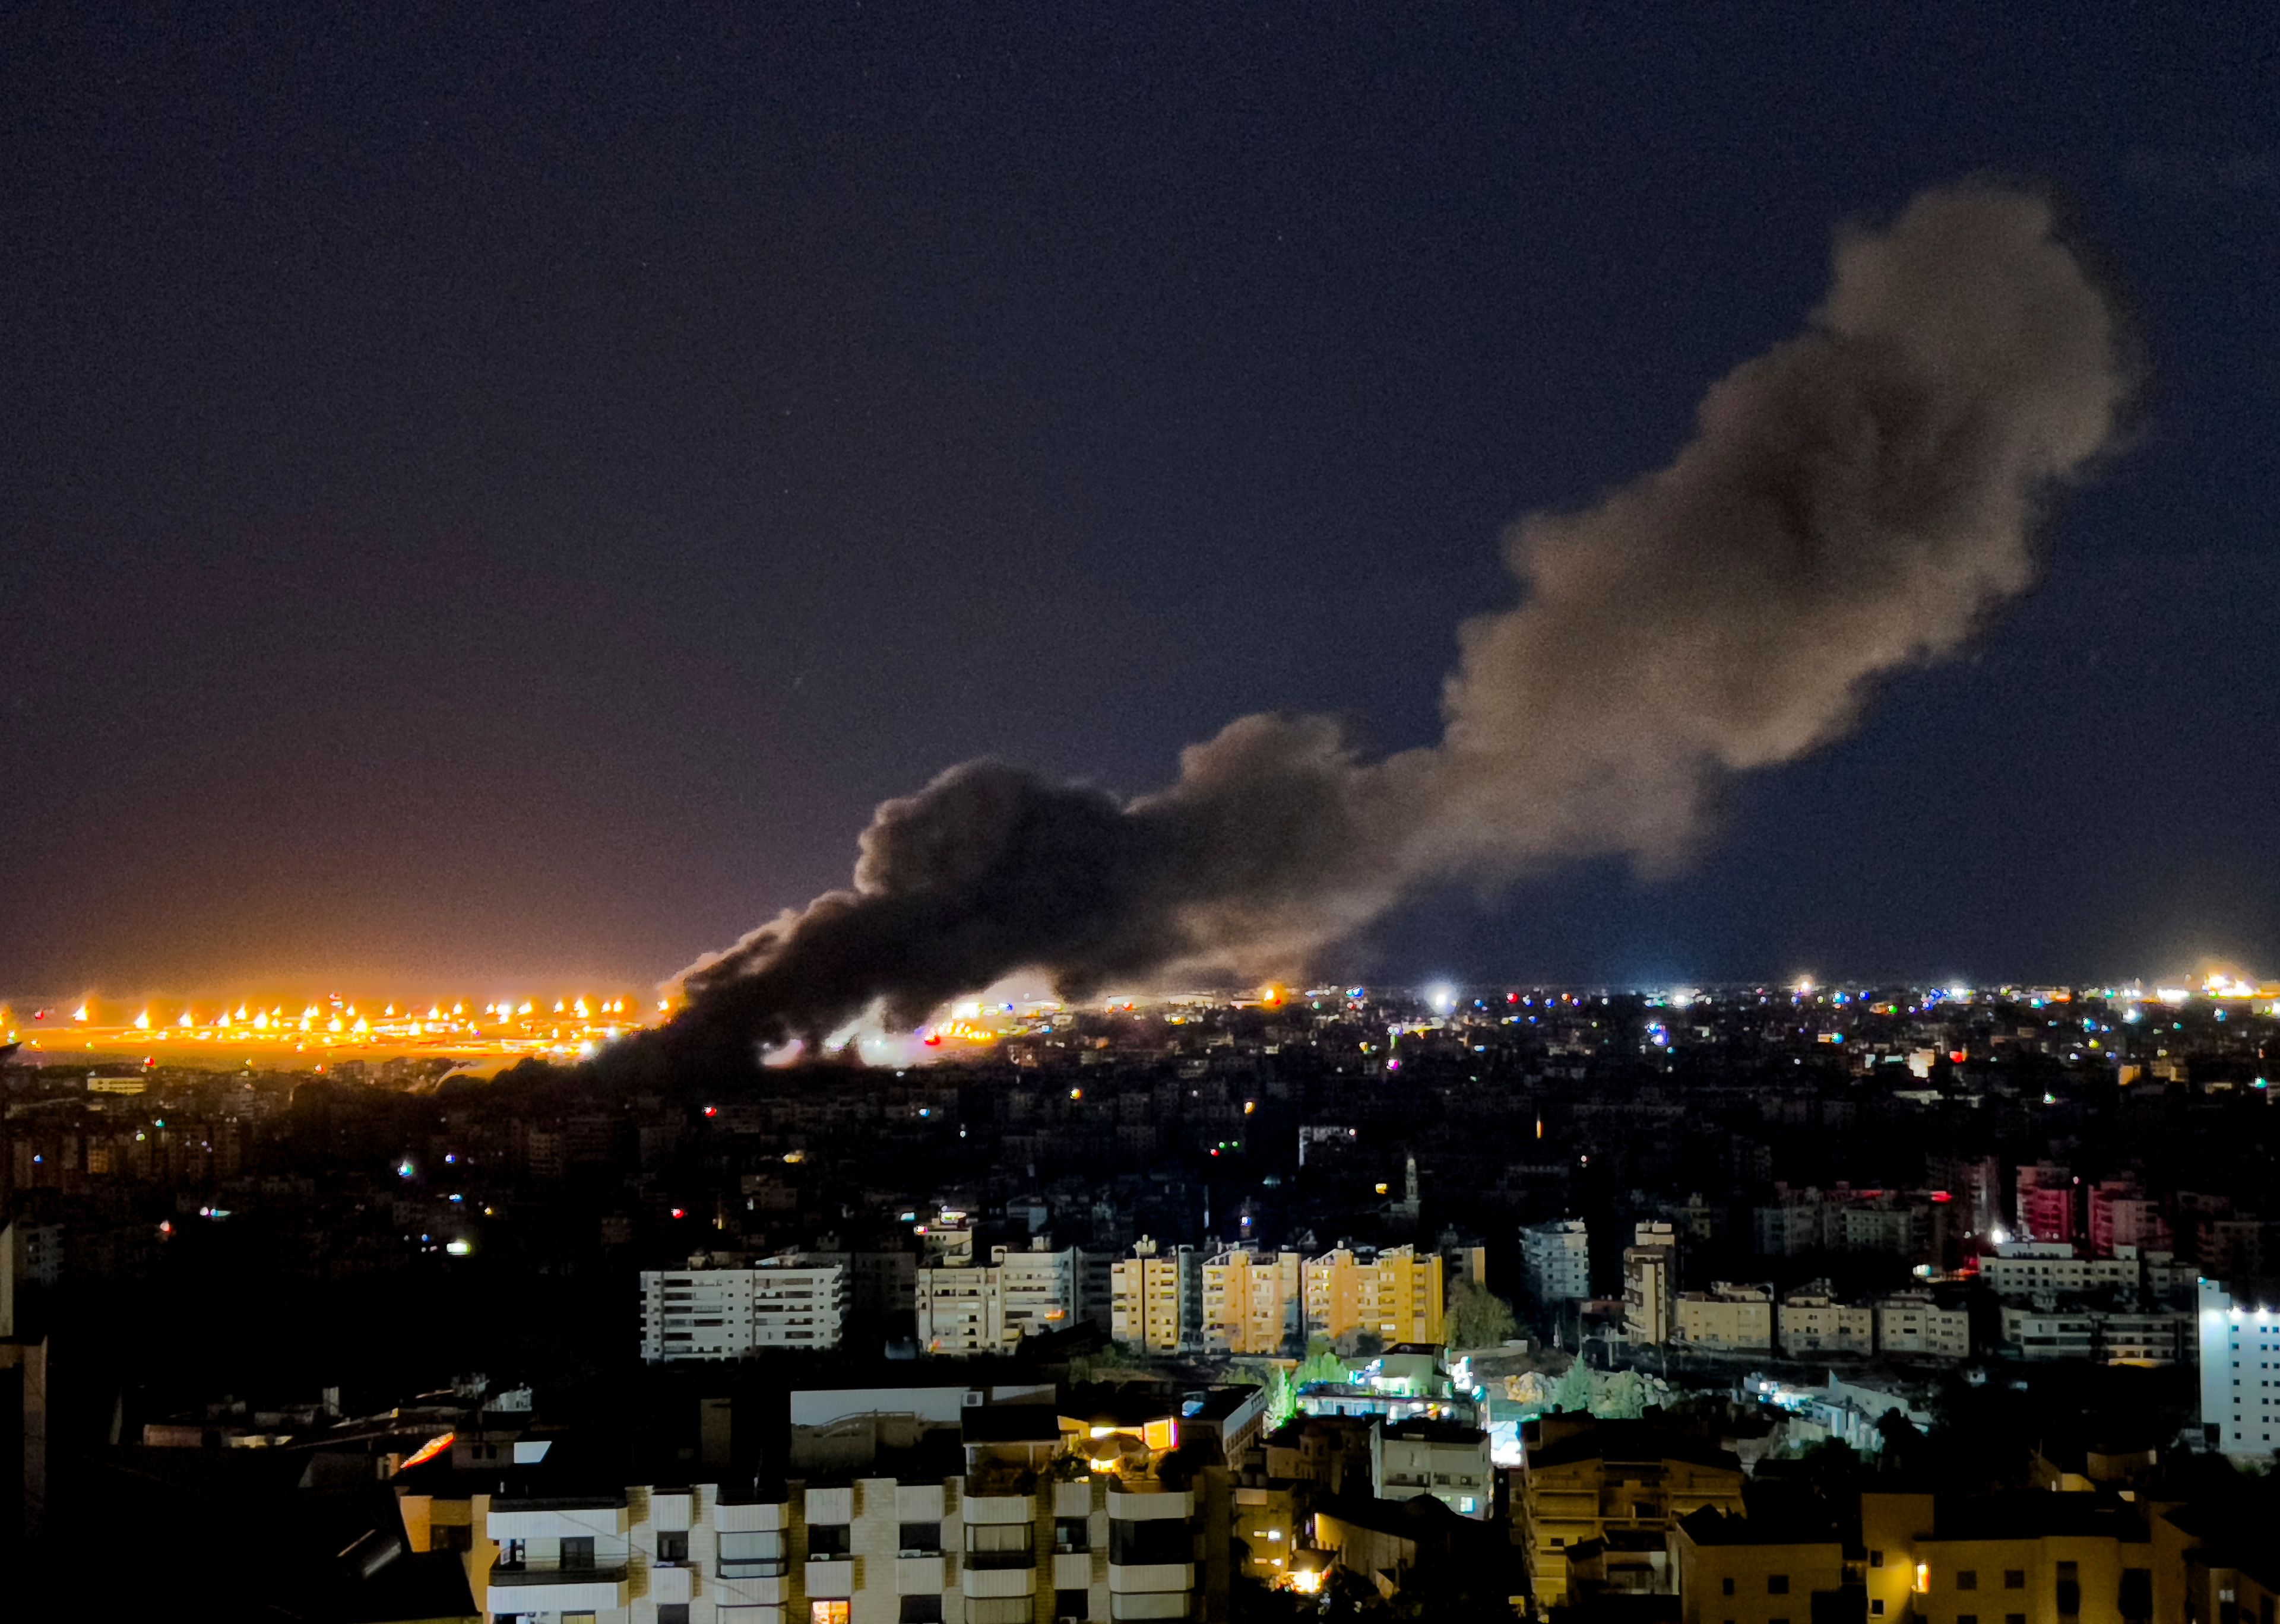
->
xmin=4 ymin=4 xmax=2279 ymax=1621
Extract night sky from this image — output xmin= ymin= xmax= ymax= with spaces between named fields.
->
xmin=4 ymin=4 xmax=2275 ymax=997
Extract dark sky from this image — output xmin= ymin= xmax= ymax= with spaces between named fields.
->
xmin=4 ymin=4 xmax=2275 ymax=996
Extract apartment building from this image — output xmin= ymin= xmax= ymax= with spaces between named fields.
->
xmin=2087 ymin=1182 xmax=2173 ymax=1258
xmin=398 ymin=1382 xmax=1245 ymax=1624
xmin=1623 ymin=1223 xmax=1679 ymax=1346
xmin=1379 ymin=1419 xmax=1493 ymax=1519
xmin=639 ymin=1254 xmax=848 ymax=1362
xmin=1109 ymin=1238 xmax=1200 ymax=1355
xmin=1999 ymin=1303 xmax=2190 ymax=1363
xmin=1516 ymin=1414 xmax=1745 ymax=1607
xmin=1874 ymin=1292 xmax=1971 ymax=1360
xmin=1860 ymin=1489 xmax=2156 ymax=1624
xmin=2015 ymin=1163 xmax=2078 ymax=1245
xmin=1672 ymin=1509 xmax=1847 ymax=1624
xmin=917 ymin=1241 xmax=1084 ymax=1357
xmin=1521 ymin=1219 xmax=1592 ymax=1305
xmin=1676 ymin=1283 xmax=1773 ymax=1353
xmin=1301 ymin=1245 xmax=1445 ymax=1347
xmin=1979 ymin=1242 xmax=2195 ymax=1301
xmin=1778 ymin=1282 xmax=1873 ymax=1357
xmin=2199 ymin=1278 xmax=2280 ymax=1458
xmin=1199 ymin=1247 xmax=1302 ymax=1356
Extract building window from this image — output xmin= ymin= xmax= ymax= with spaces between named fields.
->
xmin=2007 ymin=1615 xmax=2025 ymax=1624
xmin=1958 ymin=1572 xmax=1978 ymax=1591
xmin=560 ymin=1537 xmax=596 ymax=1571
xmin=968 ymin=1521 xmax=1035 ymax=1568
xmin=1055 ymin=1517 xmax=1090 ymax=1553
xmin=1871 ymin=1603 xmax=1885 ymax=1617
xmin=900 ymin=1522 xmax=943 ymax=1556
xmin=900 ymin=1599 xmax=945 ymax=1624
xmin=659 ymin=1608 xmax=690 ymax=1624
xmin=656 ymin=1530 xmax=688 ymax=1563
xmin=1056 ymin=1588 xmax=1091 ymax=1622
xmin=718 ymin=1529 xmax=787 ymax=1578
xmin=1769 ymin=1576 xmax=1790 ymax=1596
xmin=808 ymin=1523 xmax=852 ymax=1559
xmin=1724 ymin=1579 xmax=1737 ymax=1597
xmin=1870 ymin=1552 xmax=1884 ymax=1569
xmin=1959 ymin=1614 xmax=1979 ymax=1624
xmin=2005 ymin=1573 xmax=2024 ymax=1590
xmin=811 ymin=1604 xmax=851 ymax=1624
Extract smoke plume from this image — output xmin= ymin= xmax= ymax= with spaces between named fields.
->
xmin=669 ymin=185 xmax=2123 ymax=1060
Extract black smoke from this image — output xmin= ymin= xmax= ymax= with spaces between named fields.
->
xmin=667 ymin=184 xmax=2126 ymax=1062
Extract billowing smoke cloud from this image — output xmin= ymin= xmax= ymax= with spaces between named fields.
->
xmin=669 ymin=185 xmax=2123 ymax=1060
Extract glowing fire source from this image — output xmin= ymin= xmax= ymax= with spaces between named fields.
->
xmin=0 ymin=993 xmax=672 ymax=1066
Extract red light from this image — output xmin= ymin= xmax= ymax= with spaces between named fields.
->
xmin=923 ymin=1034 xmax=943 ymax=1047
xmin=1930 ymin=1190 xmax=1952 ymax=1203
xmin=1508 ymin=992 xmax=1518 ymax=1003
xmin=1210 ymin=1147 xmax=1220 ymax=1157
xmin=1950 ymin=1051 xmax=1967 ymax=1064
xmin=670 ymin=1207 xmax=686 ymax=1219
xmin=159 ymin=1220 xmax=172 ymax=1235
xmin=702 ymin=1105 xmax=717 ymax=1116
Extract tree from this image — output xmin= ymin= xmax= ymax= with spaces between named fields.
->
xmin=1296 ymin=1344 xmax=1349 ymax=1391
xmin=1264 ymin=1365 xmax=1298 ymax=1432
xmin=1444 ymin=1278 xmax=1519 ymax=1350
xmin=1592 ymin=1369 xmax=1646 ymax=1419
xmin=1553 ymin=1359 xmax=1594 ymax=1413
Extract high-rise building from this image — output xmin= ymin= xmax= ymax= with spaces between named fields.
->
xmin=1201 ymin=1246 xmax=1302 ymax=1356
xmin=638 ymin=1254 xmax=848 ymax=1362
xmin=1109 ymin=1236 xmax=1201 ymax=1353
xmin=1623 ymin=1222 xmax=1679 ymax=1346
xmin=2087 ymin=1180 xmax=2172 ymax=1258
xmin=2015 ymin=1162 xmax=2077 ymax=1244
xmin=1302 ymin=1245 xmax=1445 ymax=1347
xmin=1520 ymin=1219 xmax=1591 ymax=1305
xmin=2199 ymin=1278 xmax=2280 ymax=1458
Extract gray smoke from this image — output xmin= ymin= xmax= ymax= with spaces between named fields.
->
xmin=670 ymin=185 xmax=2123 ymax=1058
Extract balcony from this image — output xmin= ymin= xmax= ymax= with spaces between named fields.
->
xmin=965 ymin=1548 xmax=1037 ymax=1571
xmin=488 ymin=1561 xmax=631 ymax=1587
xmin=484 ymin=1562 xmax=630 ymax=1613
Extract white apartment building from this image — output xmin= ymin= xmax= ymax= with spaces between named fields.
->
xmin=639 ymin=1254 xmax=848 ymax=1362
xmin=1380 ymin=1419 xmax=1494 ymax=1519
xmin=1109 ymin=1237 xmax=1200 ymax=1353
xmin=400 ymin=1384 xmax=1236 ymax=1624
xmin=1873 ymin=1292 xmax=1970 ymax=1359
xmin=2000 ymin=1302 xmax=2191 ymax=1363
xmin=1778 ymin=1282 xmax=1873 ymax=1357
xmin=2199 ymin=1279 xmax=2280 ymax=1458
xmin=917 ymin=1239 xmax=1084 ymax=1356
xmin=1519 ymin=1219 xmax=1591 ymax=1305
xmin=1979 ymin=1240 xmax=2196 ymax=1299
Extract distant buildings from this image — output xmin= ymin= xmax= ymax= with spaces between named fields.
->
xmin=638 ymin=1252 xmax=847 ymax=1362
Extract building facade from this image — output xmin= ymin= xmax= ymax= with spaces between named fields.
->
xmin=638 ymin=1255 xmax=848 ymax=1362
